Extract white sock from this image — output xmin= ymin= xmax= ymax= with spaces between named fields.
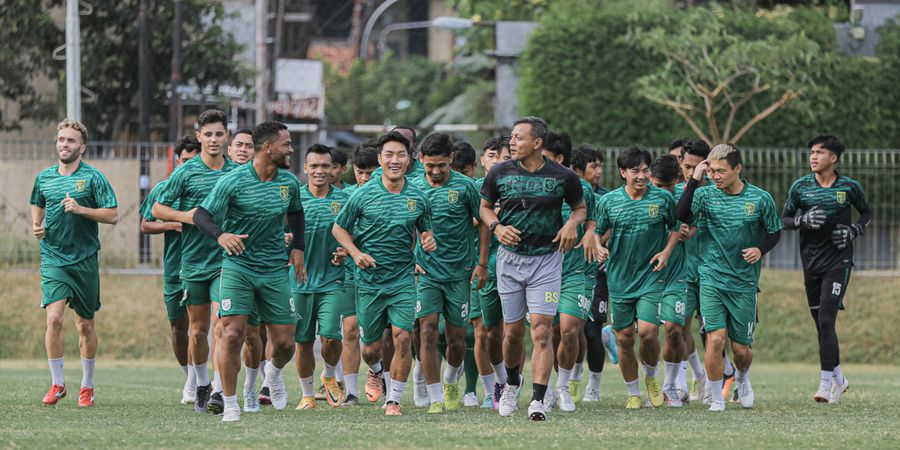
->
xmin=388 ymin=380 xmax=406 ymax=404
xmin=480 ymin=374 xmax=495 ymax=396
xmin=735 ymin=367 xmax=750 ymax=384
xmin=573 ymin=362 xmax=584 ymax=382
xmin=260 ymin=360 xmax=268 ymax=386
xmin=587 ymin=371 xmax=602 ymax=391
xmin=688 ymin=351 xmax=706 ymax=380
xmin=49 ymin=357 xmax=64 ymax=386
xmin=413 ymin=361 xmax=425 ymax=384
xmin=426 ymin=383 xmax=443 ymax=402
xmin=663 ymin=361 xmax=680 ymax=389
xmin=833 ymin=365 xmax=845 ymax=385
xmin=625 ymin=379 xmax=641 ymax=397
xmin=820 ymin=370 xmax=834 ymax=388
xmin=323 ymin=363 xmax=336 ymax=378
xmin=223 ymin=394 xmax=239 ymax=412
xmin=244 ymin=368 xmax=259 ymax=394
xmin=370 ymin=360 xmax=383 ymax=373
xmin=443 ymin=364 xmax=460 ymax=385
xmin=642 ymin=362 xmax=658 ymax=378
xmin=345 ymin=373 xmax=359 ymax=397
xmin=710 ymin=379 xmax=724 ymax=402
xmin=185 ymin=364 xmax=197 ymax=389
xmin=335 ymin=360 xmax=344 ymax=382
xmin=493 ymin=363 xmax=507 ymax=385
xmin=265 ymin=365 xmax=283 ymax=387
xmin=81 ymin=358 xmax=95 ymax=389
xmin=384 ymin=371 xmax=392 ymax=393
xmin=212 ymin=371 xmax=222 ymax=393
xmin=299 ymin=376 xmax=314 ymax=397
xmin=556 ymin=367 xmax=572 ymax=389
xmin=181 ymin=365 xmax=190 ymax=377
xmin=194 ymin=364 xmax=210 ymax=386
xmin=723 ymin=355 xmax=735 ymax=377
xmin=677 ymin=361 xmax=689 ymax=393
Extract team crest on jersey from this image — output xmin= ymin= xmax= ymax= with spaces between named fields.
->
xmin=330 ymin=201 xmax=341 ymax=215
xmin=836 ymin=191 xmax=846 ymax=204
xmin=744 ymin=202 xmax=756 ymax=215
xmin=448 ymin=190 xmax=459 ymax=204
xmin=221 ymin=298 xmax=232 ymax=312
xmin=543 ymin=177 xmax=557 ymax=192
xmin=280 ymin=185 xmax=289 ymax=200
xmin=74 ymin=179 xmax=86 ymax=192
xmin=648 ymin=204 xmax=659 ymax=218
xmin=407 ymin=198 xmax=417 ymax=212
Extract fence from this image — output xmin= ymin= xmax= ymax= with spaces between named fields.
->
xmin=2 ymin=141 xmax=898 ymax=271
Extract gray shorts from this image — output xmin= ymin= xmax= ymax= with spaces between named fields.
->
xmin=496 ymin=247 xmax=563 ymax=323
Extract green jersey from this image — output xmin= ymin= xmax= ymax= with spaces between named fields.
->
xmin=335 ymin=176 xmax=432 ymax=289
xmin=585 ymin=185 xmax=611 ymax=280
xmin=475 ymin=178 xmax=500 ymax=280
xmin=291 ymin=185 xmax=349 ymax=293
xmin=561 ymin=179 xmax=597 ymax=280
xmin=675 ymin=182 xmax=708 ymax=282
xmin=157 ymin=156 xmax=238 ymax=277
xmin=29 ymin=161 xmax=118 ymax=266
xmin=340 ymin=184 xmax=359 ymax=283
xmin=691 ymin=182 xmax=783 ymax=293
xmin=200 ymin=163 xmax=303 ymax=275
xmin=140 ymin=179 xmax=181 ymax=279
xmin=411 ymin=170 xmax=480 ymax=282
xmin=596 ymin=185 xmax=676 ymax=298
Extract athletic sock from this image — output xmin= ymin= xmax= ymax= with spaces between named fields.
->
xmin=573 ymin=362 xmax=584 ymax=382
xmin=384 ymin=371 xmax=392 ymax=393
xmin=49 ymin=357 xmax=64 ymax=386
xmin=833 ymin=365 xmax=845 ymax=385
xmin=388 ymin=380 xmax=406 ymax=404
xmin=506 ymin=365 xmax=521 ymax=386
xmin=480 ymin=374 xmax=495 ymax=396
xmin=369 ymin=360 xmax=383 ymax=374
xmin=260 ymin=360 xmax=268 ymax=385
xmin=266 ymin=365 xmax=283 ymax=387
xmin=688 ymin=351 xmax=706 ymax=380
xmin=335 ymin=360 xmax=344 ymax=383
xmin=194 ymin=364 xmax=210 ymax=386
xmin=323 ymin=363 xmax=336 ymax=378
xmin=493 ymin=363 xmax=508 ymax=385
xmin=587 ymin=371 xmax=602 ymax=391
xmin=212 ymin=371 xmax=222 ymax=393
xmin=625 ymin=379 xmax=641 ymax=397
xmin=820 ymin=370 xmax=834 ymax=390
xmin=80 ymin=358 xmax=95 ymax=389
xmin=556 ymin=367 xmax=573 ymax=389
xmin=185 ymin=364 xmax=197 ymax=389
xmin=642 ymin=362 xmax=658 ymax=378
xmin=710 ymin=379 xmax=725 ymax=403
xmin=532 ymin=383 xmax=548 ymax=403
xmin=426 ymin=383 xmax=443 ymax=403
xmin=723 ymin=355 xmax=735 ymax=377
xmin=345 ymin=373 xmax=359 ymax=397
xmin=413 ymin=361 xmax=425 ymax=384
xmin=677 ymin=361 xmax=689 ymax=390
xmin=443 ymin=364 xmax=460 ymax=385
xmin=244 ymin=368 xmax=259 ymax=394
xmin=663 ymin=361 xmax=680 ymax=390
xmin=223 ymin=394 xmax=239 ymax=412
xmin=735 ymin=367 xmax=750 ymax=384
xmin=181 ymin=365 xmax=190 ymax=377
xmin=299 ymin=376 xmax=314 ymax=398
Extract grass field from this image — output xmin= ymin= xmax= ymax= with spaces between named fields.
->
xmin=2 ymin=360 xmax=900 ymax=449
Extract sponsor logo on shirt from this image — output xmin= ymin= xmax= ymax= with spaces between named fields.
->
xmin=744 ymin=202 xmax=756 ymax=215
xmin=836 ymin=191 xmax=846 ymax=204
xmin=75 ymin=179 xmax=86 ymax=192
xmin=648 ymin=204 xmax=659 ymax=218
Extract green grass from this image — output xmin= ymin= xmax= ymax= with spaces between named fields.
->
xmin=2 ymin=361 xmax=900 ymax=448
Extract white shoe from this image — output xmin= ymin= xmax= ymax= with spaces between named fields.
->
xmin=413 ymin=381 xmax=430 ymax=408
xmin=181 ymin=385 xmax=196 ymax=404
xmin=708 ymin=400 xmax=726 ymax=412
xmin=555 ymin=386 xmax=576 ymax=412
xmin=528 ymin=400 xmax=548 ymax=421
xmin=829 ymin=377 xmax=849 ymax=404
xmin=677 ymin=387 xmax=689 ymax=403
xmin=814 ymin=379 xmax=832 ymax=403
xmin=737 ymin=381 xmax=754 ymax=408
xmin=243 ymin=389 xmax=260 ymax=413
xmin=582 ymin=387 xmax=600 ymax=402
xmin=664 ymin=386 xmax=683 ymax=408
xmin=498 ymin=384 xmax=519 ymax=417
xmin=463 ymin=392 xmax=478 ymax=407
xmin=542 ymin=386 xmax=557 ymax=409
xmin=222 ymin=408 xmax=241 ymax=422
xmin=702 ymin=383 xmax=712 ymax=406
xmin=268 ymin=372 xmax=288 ymax=411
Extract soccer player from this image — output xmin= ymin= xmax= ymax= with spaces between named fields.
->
xmin=480 ymin=116 xmax=586 ymax=421
xmin=228 ymin=128 xmax=255 ymax=164
xmin=192 ymin=121 xmax=305 ymax=422
xmin=139 ymin=136 xmax=200 ymax=404
xmin=410 ymin=132 xmax=486 ymax=413
xmin=330 ymin=148 xmax=349 ymax=189
xmin=450 ymin=140 xmax=477 ymax=178
xmin=153 ymin=109 xmax=238 ymax=414
xmin=676 ymin=143 xmax=782 ymax=411
xmin=332 ymin=131 xmax=435 ymax=416
xmin=781 ymin=134 xmax=871 ymax=404
xmin=32 ymin=119 xmax=118 ymax=407
xmin=595 ymin=146 xmax=679 ymax=410
xmin=667 ymin=138 xmax=689 ymax=183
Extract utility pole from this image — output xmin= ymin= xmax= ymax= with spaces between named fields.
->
xmin=138 ymin=0 xmax=152 ymax=263
xmin=255 ymin=0 xmax=269 ymax=123
xmin=169 ymin=0 xmax=184 ymax=143
xmin=65 ymin=0 xmax=81 ymax=120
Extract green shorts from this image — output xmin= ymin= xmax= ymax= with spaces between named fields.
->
xmin=163 ymin=277 xmax=186 ymax=321
xmin=182 ymin=270 xmax=222 ymax=306
xmin=335 ymin=281 xmax=357 ymax=318
xmin=477 ymin=280 xmax=502 ymax=327
xmin=610 ymin=291 xmax=662 ymax=330
xmin=293 ymin=291 xmax=346 ymax=343
xmin=700 ymin=285 xmax=757 ymax=346
xmin=218 ymin=268 xmax=296 ymax=325
xmin=415 ymin=277 xmax=470 ymax=328
xmin=357 ymin=283 xmax=416 ymax=345
xmin=660 ymin=287 xmax=693 ymax=326
xmin=40 ymin=254 xmax=100 ymax=320
xmin=558 ymin=274 xmax=589 ymax=321
xmin=686 ymin=280 xmax=701 ymax=319
xmin=469 ymin=280 xmax=482 ymax=321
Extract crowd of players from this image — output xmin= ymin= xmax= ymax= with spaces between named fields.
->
xmin=30 ymin=110 xmax=871 ymax=422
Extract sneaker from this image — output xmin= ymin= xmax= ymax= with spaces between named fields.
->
xmin=645 ymin=377 xmax=663 ymax=408
xmin=543 ymin=386 xmax=557 ymax=409
xmin=498 ymin=384 xmax=519 ymax=417
xmin=194 ymin=384 xmax=212 ymax=413
xmin=737 ymin=381 xmax=754 ymax=408
xmin=243 ymin=389 xmax=260 ymax=413
xmin=365 ymin=369 xmax=384 ymax=403
xmin=77 ymin=387 xmax=94 ymax=407
xmin=829 ymin=377 xmax=849 ymax=404
xmin=527 ymin=400 xmax=548 ymax=421
xmin=555 ymin=386 xmax=576 ymax=413
xmin=702 ymin=383 xmax=712 ymax=406
xmin=181 ymin=384 xmax=196 ymax=405
xmin=602 ymin=325 xmax=619 ymax=364
xmin=731 ymin=386 xmax=741 ymax=403
xmin=269 ymin=372 xmax=288 ymax=410
xmin=814 ymin=380 xmax=832 ymax=403
xmin=337 ymin=381 xmax=346 ymax=397
xmin=222 ymin=408 xmax=241 ymax=422
xmin=321 ymin=375 xmax=345 ymax=408
xmin=208 ymin=392 xmax=224 ymax=415
xmin=315 ymin=384 xmax=327 ymax=401
xmin=258 ymin=386 xmax=272 ymax=405
xmin=444 ymin=383 xmax=462 ymax=411
xmin=582 ymin=387 xmax=600 ymax=402
xmin=625 ymin=395 xmax=642 ymax=409
xmin=480 ymin=393 xmax=493 ymax=409
xmin=689 ymin=376 xmax=706 ymax=402
xmin=427 ymin=401 xmax=445 ymax=414
xmin=493 ymin=382 xmax=505 ymax=410
xmin=385 ymin=401 xmax=402 ymax=416
xmin=722 ymin=372 xmax=735 ymax=400
xmin=568 ymin=380 xmax=580 ymax=402
xmin=463 ymin=392 xmax=479 ymax=407
xmin=341 ymin=394 xmax=359 ymax=407
xmin=708 ymin=400 xmax=726 ymax=412
xmin=677 ymin=387 xmax=689 ymax=404
xmin=42 ymin=384 xmax=67 ymax=405
xmin=664 ymin=385 xmax=683 ymax=408
xmin=295 ymin=396 xmax=316 ymax=410
xmin=413 ymin=380 xmax=430 ymax=408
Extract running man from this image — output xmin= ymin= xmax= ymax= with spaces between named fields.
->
xmin=32 ymin=119 xmax=118 ymax=407
xmin=228 ymin=128 xmax=255 ymax=164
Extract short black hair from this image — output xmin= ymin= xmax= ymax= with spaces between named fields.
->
xmin=651 ymin=154 xmax=681 ymax=182
xmin=377 ymin=131 xmax=411 ymax=153
xmin=176 ymin=135 xmax=201 ymax=156
xmin=544 ymin=131 xmax=572 ymax=167
xmin=197 ymin=109 xmax=228 ymax=129
xmin=252 ymin=121 xmax=288 ymax=147
xmin=235 ymin=128 xmax=253 ymax=137
xmin=306 ymin=143 xmax=333 ymax=157
xmin=353 ymin=145 xmax=379 ymax=170
xmin=514 ymin=116 xmax=549 ymax=145
xmin=616 ymin=145 xmax=652 ymax=170
xmin=571 ymin=144 xmax=602 ymax=172
xmin=331 ymin=148 xmax=348 ymax=166
xmin=391 ymin=125 xmax=417 ymax=143
xmin=451 ymin=141 xmax=477 ymax=171
xmin=682 ymin=139 xmax=711 ymax=159
xmin=668 ymin=137 xmax=690 ymax=152
xmin=419 ymin=132 xmax=454 ymax=158
xmin=808 ymin=134 xmax=845 ymax=159
xmin=483 ymin=137 xmax=501 ymax=152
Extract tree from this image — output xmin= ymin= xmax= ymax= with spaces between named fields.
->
xmin=625 ymin=4 xmax=822 ymax=145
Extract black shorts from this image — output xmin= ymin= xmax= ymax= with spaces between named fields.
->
xmin=589 ymin=267 xmax=609 ymax=324
xmin=804 ymin=267 xmax=852 ymax=311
